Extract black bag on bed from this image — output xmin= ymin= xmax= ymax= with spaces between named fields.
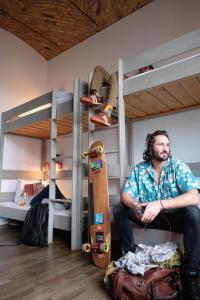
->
xmin=30 ymin=184 xmax=65 ymax=206
xmin=20 ymin=203 xmax=48 ymax=247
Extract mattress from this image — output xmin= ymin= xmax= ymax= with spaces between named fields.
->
xmin=0 ymin=201 xmax=87 ymax=231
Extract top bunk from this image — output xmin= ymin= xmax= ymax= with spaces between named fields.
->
xmin=1 ymin=86 xmax=117 ymax=139
xmin=1 ymin=90 xmax=74 ymax=139
xmin=118 ymin=29 xmax=200 ymax=121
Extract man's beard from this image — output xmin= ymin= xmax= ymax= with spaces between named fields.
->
xmin=152 ymin=150 xmax=170 ymax=162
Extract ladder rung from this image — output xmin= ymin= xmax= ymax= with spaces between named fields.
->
xmin=106 ymin=150 xmax=119 ymax=154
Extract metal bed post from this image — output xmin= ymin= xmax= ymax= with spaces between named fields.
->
xmin=41 ymin=139 xmax=46 ymax=184
xmin=71 ymin=79 xmax=83 ymax=250
xmin=88 ymin=72 xmax=95 ymax=146
xmin=48 ymin=90 xmax=57 ymax=243
xmin=130 ymin=122 xmax=134 ymax=166
xmin=0 ymin=114 xmax=5 ymax=192
xmin=118 ymin=59 xmax=127 ymax=189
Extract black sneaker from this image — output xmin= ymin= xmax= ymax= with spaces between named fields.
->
xmin=182 ymin=273 xmax=200 ymax=300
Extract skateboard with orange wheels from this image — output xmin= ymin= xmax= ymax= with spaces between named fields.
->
xmin=82 ymin=140 xmax=111 ymax=269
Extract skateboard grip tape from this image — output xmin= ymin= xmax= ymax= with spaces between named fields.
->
xmin=89 ymin=183 xmax=94 ymax=225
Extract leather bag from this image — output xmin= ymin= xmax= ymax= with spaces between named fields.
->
xmin=109 ymin=267 xmax=182 ymax=300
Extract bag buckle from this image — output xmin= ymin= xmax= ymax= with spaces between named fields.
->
xmin=137 ymin=280 xmax=145 ymax=287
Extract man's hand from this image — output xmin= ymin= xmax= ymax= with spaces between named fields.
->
xmin=133 ymin=202 xmax=145 ymax=220
xmin=120 ymin=192 xmax=143 ymax=220
xmin=140 ymin=201 xmax=162 ymax=223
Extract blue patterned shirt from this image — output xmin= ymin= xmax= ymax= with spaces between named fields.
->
xmin=122 ymin=158 xmax=199 ymax=203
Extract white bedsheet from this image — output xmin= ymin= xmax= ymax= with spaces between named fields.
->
xmin=0 ymin=201 xmax=87 ymax=231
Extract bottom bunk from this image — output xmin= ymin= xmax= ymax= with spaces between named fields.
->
xmin=0 ymin=201 xmax=87 ymax=232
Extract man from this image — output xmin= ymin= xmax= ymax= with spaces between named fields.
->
xmin=80 ymin=65 xmax=153 ymax=127
xmin=113 ymin=130 xmax=200 ymax=300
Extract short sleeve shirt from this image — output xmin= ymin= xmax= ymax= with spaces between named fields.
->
xmin=122 ymin=158 xmax=199 ymax=203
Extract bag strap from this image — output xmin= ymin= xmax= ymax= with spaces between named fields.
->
xmin=113 ymin=269 xmax=125 ymax=300
xmin=171 ymin=271 xmax=182 ymax=298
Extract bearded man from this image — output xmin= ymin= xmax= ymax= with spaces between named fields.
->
xmin=113 ymin=130 xmax=200 ymax=300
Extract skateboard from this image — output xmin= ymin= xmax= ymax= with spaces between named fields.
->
xmin=82 ymin=140 xmax=111 ymax=269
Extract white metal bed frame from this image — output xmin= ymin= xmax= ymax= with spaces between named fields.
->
xmin=0 ymin=82 xmax=88 ymax=250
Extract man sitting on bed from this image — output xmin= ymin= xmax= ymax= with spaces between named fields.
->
xmin=80 ymin=65 xmax=153 ymax=127
xmin=113 ymin=130 xmax=200 ymax=300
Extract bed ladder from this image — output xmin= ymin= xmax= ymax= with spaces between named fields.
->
xmin=71 ymin=79 xmax=88 ymax=250
xmin=72 ymin=74 xmax=128 ymax=249
xmin=48 ymin=90 xmax=58 ymax=244
xmin=87 ymin=72 xmax=127 ymax=190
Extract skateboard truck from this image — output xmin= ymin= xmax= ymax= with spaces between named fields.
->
xmin=82 ymin=232 xmax=110 ymax=254
xmin=82 ymin=145 xmax=104 ymax=159
xmin=82 ymin=242 xmax=110 ymax=253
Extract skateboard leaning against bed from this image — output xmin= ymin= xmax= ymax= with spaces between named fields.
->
xmin=82 ymin=140 xmax=111 ymax=269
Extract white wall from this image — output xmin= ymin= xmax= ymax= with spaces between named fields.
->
xmin=132 ymin=109 xmax=200 ymax=164
xmin=0 ymin=29 xmax=47 ymax=112
xmin=3 ymin=135 xmax=42 ymax=171
xmin=47 ymin=0 xmax=200 ymax=92
xmin=1 ymin=135 xmax=42 ymax=193
xmin=0 ymin=29 xmax=47 ymax=197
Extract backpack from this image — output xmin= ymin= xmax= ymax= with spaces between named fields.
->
xmin=20 ymin=203 xmax=48 ymax=247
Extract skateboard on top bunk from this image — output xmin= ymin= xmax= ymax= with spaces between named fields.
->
xmin=82 ymin=140 xmax=111 ymax=269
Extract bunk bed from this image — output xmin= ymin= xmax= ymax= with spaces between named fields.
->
xmin=0 ymin=81 xmax=118 ymax=250
xmin=73 ymin=29 xmax=200 ymax=246
xmin=1 ymin=29 xmax=200 ymax=251
xmin=0 ymin=85 xmax=88 ymax=250
xmin=115 ymin=29 xmax=200 ymax=245
xmin=74 ymin=29 xmax=200 ymax=248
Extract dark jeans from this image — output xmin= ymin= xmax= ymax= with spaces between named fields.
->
xmin=113 ymin=202 xmax=200 ymax=272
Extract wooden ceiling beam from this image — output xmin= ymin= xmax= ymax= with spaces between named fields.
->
xmin=0 ymin=0 xmax=153 ymax=60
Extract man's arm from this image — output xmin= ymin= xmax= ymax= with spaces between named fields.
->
xmin=120 ymin=191 xmax=142 ymax=219
xmin=160 ymin=189 xmax=199 ymax=209
xmin=141 ymin=189 xmax=199 ymax=223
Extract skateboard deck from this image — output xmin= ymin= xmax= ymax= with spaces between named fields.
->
xmin=82 ymin=140 xmax=111 ymax=268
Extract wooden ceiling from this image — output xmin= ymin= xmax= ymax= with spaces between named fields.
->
xmin=0 ymin=0 xmax=153 ymax=60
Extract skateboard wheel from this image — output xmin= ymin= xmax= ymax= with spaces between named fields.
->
xmin=82 ymin=152 xmax=88 ymax=159
xmin=97 ymin=146 xmax=104 ymax=154
xmin=82 ymin=243 xmax=91 ymax=253
xmin=100 ymin=242 xmax=110 ymax=253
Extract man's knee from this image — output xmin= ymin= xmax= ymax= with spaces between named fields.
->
xmin=113 ymin=202 xmax=126 ymax=219
xmin=184 ymin=205 xmax=200 ymax=222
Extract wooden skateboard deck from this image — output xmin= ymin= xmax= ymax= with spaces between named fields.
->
xmin=82 ymin=141 xmax=111 ymax=268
